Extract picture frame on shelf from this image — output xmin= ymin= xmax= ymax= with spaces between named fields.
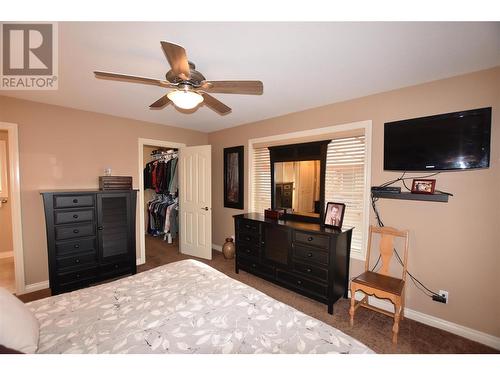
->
xmin=223 ymin=145 xmax=244 ymax=209
xmin=323 ymin=202 xmax=346 ymax=229
xmin=411 ymin=179 xmax=436 ymax=194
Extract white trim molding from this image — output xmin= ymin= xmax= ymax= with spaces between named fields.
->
xmin=0 ymin=122 xmax=25 ymax=295
xmin=350 ymin=291 xmax=500 ymax=350
xmin=212 ymin=243 xmax=222 ymax=252
xmin=23 ymin=280 xmax=50 ymax=294
xmin=247 ymin=120 xmax=372 ymax=261
xmin=137 ymin=138 xmax=186 ymax=265
xmin=0 ymin=251 xmax=14 ymax=259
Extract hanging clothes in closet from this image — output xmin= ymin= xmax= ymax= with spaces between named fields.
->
xmin=144 ymin=149 xmax=178 ymax=194
xmin=144 ymin=149 xmax=179 ymax=241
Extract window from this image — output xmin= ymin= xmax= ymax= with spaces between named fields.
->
xmin=249 ymin=121 xmax=371 ymax=259
xmin=325 ymin=136 xmax=366 ymax=257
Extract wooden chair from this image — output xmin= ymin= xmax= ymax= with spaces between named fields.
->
xmin=349 ymin=225 xmax=409 ymax=344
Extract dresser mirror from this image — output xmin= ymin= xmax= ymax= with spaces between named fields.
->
xmin=269 ymin=140 xmax=330 ymax=223
xmin=274 ymin=160 xmax=321 ymax=218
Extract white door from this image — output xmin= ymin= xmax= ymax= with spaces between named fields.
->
xmin=179 ymin=145 xmax=212 ymax=259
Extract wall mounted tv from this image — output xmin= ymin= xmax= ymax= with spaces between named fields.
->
xmin=384 ymin=107 xmax=491 ymax=171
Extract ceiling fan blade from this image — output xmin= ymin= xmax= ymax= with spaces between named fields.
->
xmin=94 ymin=71 xmax=174 ymax=88
xmin=202 ymin=93 xmax=231 ymax=115
xmin=149 ymin=94 xmax=171 ymax=108
xmin=160 ymin=41 xmax=191 ymax=80
xmin=200 ymin=80 xmax=263 ymax=95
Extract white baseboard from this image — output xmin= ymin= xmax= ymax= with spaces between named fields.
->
xmin=136 ymin=257 xmax=145 ymax=266
xmin=22 ymin=280 xmax=50 ymax=294
xmin=0 ymin=251 xmax=14 ymax=259
xmin=212 ymin=243 xmax=222 ymax=252
xmin=349 ymin=291 xmax=500 ymax=350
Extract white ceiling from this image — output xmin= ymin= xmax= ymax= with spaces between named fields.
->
xmin=2 ymin=22 xmax=500 ymax=133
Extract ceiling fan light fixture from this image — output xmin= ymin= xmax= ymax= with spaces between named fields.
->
xmin=167 ymin=89 xmax=203 ymax=110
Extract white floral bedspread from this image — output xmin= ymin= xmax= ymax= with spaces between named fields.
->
xmin=27 ymin=260 xmax=373 ymax=354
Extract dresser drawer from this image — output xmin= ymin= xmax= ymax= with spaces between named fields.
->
xmin=55 ymin=223 xmax=95 ymax=241
xmin=54 ymin=194 xmax=94 ymax=209
xmin=293 ymin=230 xmax=330 ymax=249
xmin=276 ymin=269 xmax=327 ymax=298
xmin=238 ymin=219 xmax=262 ymax=235
xmin=56 ymin=252 xmax=97 ymax=270
xmin=293 ymin=244 xmax=329 ymax=266
xmin=54 ymin=209 xmax=94 ymax=225
xmin=238 ymin=257 xmax=275 ymax=279
xmin=55 ymin=238 xmax=97 ymax=256
xmin=58 ymin=266 xmax=98 ymax=285
xmin=100 ymin=260 xmax=132 ymax=278
xmin=237 ymin=231 xmax=262 ymax=246
xmin=236 ymin=243 xmax=260 ymax=259
xmin=292 ymin=261 xmax=328 ymax=281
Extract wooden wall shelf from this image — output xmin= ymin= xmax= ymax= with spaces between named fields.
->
xmin=372 ymin=191 xmax=449 ymax=203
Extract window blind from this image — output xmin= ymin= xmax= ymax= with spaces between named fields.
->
xmin=251 ymin=147 xmax=271 ymax=213
xmin=325 ymin=135 xmax=366 ymax=256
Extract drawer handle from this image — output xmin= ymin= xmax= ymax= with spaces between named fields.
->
xmin=73 ymin=229 xmax=80 ymax=234
xmin=97 ymin=226 xmax=103 ymax=231
xmin=74 ymin=244 xmax=80 ymax=249
xmin=73 ymin=199 xmax=78 ymax=204
xmin=245 ymin=224 xmax=251 ymax=229
xmin=114 ymin=264 xmax=119 ymax=269
xmin=251 ymin=263 xmax=256 ymax=268
xmin=297 ymin=280 xmax=302 ymax=285
xmin=75 ymin=259 xmax=80 ymax=264
xmin=76 ymin=273 xmax=81 ymax=278
xmin=307 ymin=236 xmax=313 ymax=242
xmin=245 ymin=236 xmax=250 ymax=241
xmin=73 ymin=214 xmax=79 ymax=219
xmin=307 ymin=252 xmax=313 ymax=257
xmin=246 ymin=249 xmax=251 ymax=253
xmin=306 ymin=268 xmax=312 ymax=273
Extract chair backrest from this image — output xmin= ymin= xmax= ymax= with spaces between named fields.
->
xmin=365 ymin=225 xmax=410 ymax=281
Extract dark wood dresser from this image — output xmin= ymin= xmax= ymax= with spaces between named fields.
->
xmin=234 ymin=213 xmax=353 ymax=314
xmin=41 ymin=190 xmax=137 ymax=295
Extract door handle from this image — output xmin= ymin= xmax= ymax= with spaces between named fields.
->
xmin=201 ymin=207 xmax=209 ymax=211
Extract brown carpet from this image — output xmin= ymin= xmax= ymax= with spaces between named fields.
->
xmin=20 ymin=236 xmax=498 ymax=354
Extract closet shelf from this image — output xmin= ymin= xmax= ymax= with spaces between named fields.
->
xmin=372 ymin=191 xmax=449 ymax=202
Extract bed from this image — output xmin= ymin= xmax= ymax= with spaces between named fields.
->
xmin=26 ymin=260 xmax=373 ymax=354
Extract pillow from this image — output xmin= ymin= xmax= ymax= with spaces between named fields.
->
xmin=0 ymin=287 xmax=39 ymax=353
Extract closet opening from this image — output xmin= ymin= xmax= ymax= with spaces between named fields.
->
xmin=137 ymin=138 xmax=186 ymax=269
xmin=143 ymin=146 xmax=179 ymax=265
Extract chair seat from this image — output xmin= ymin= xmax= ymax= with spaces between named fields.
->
xmin=352 ymin=271 xmax=405 ymax=295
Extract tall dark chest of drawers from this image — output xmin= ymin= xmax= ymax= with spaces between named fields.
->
xmin=41 ymin=190 xmax=137 ymax=295
xmin=234 ymin=213 xmax=353 ymax=314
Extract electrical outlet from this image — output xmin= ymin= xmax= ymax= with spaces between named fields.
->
xmin=439 ymin=290 xmax=449 ymax=304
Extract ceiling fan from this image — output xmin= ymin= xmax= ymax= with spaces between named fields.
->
xmin=94 ymin=41 xmax=263 ymax=115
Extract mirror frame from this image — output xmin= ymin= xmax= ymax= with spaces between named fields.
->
xmin=269 ymin=140 xmax=330 ymax=224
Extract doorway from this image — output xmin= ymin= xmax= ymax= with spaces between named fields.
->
xmin=138 ymin=138 xmax=186 ymax=268
xmin=137 ymin=138 xmax=213 ymax=269
xmin=0 ymin=122 xmax=25 ymax=294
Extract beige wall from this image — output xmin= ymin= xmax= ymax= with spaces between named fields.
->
xmin=0 ymin=95 xmax=208 ymax=285
xmin=0 ymin=130 xmax=13 ymax=254
xmin=208 ymin=67 xmax=500 ymax=337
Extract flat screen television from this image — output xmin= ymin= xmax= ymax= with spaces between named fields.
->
xmin=384 ymin=107 xmax=491 ymax=171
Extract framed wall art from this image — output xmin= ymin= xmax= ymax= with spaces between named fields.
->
xmin=224 ymin=146 xmax=244 ymax=209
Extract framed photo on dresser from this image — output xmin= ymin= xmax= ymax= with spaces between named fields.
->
xmin=224 ymin=146 xmax=244 ymax=209
xmin=323 ymin=202 xmax=345 ymax=229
